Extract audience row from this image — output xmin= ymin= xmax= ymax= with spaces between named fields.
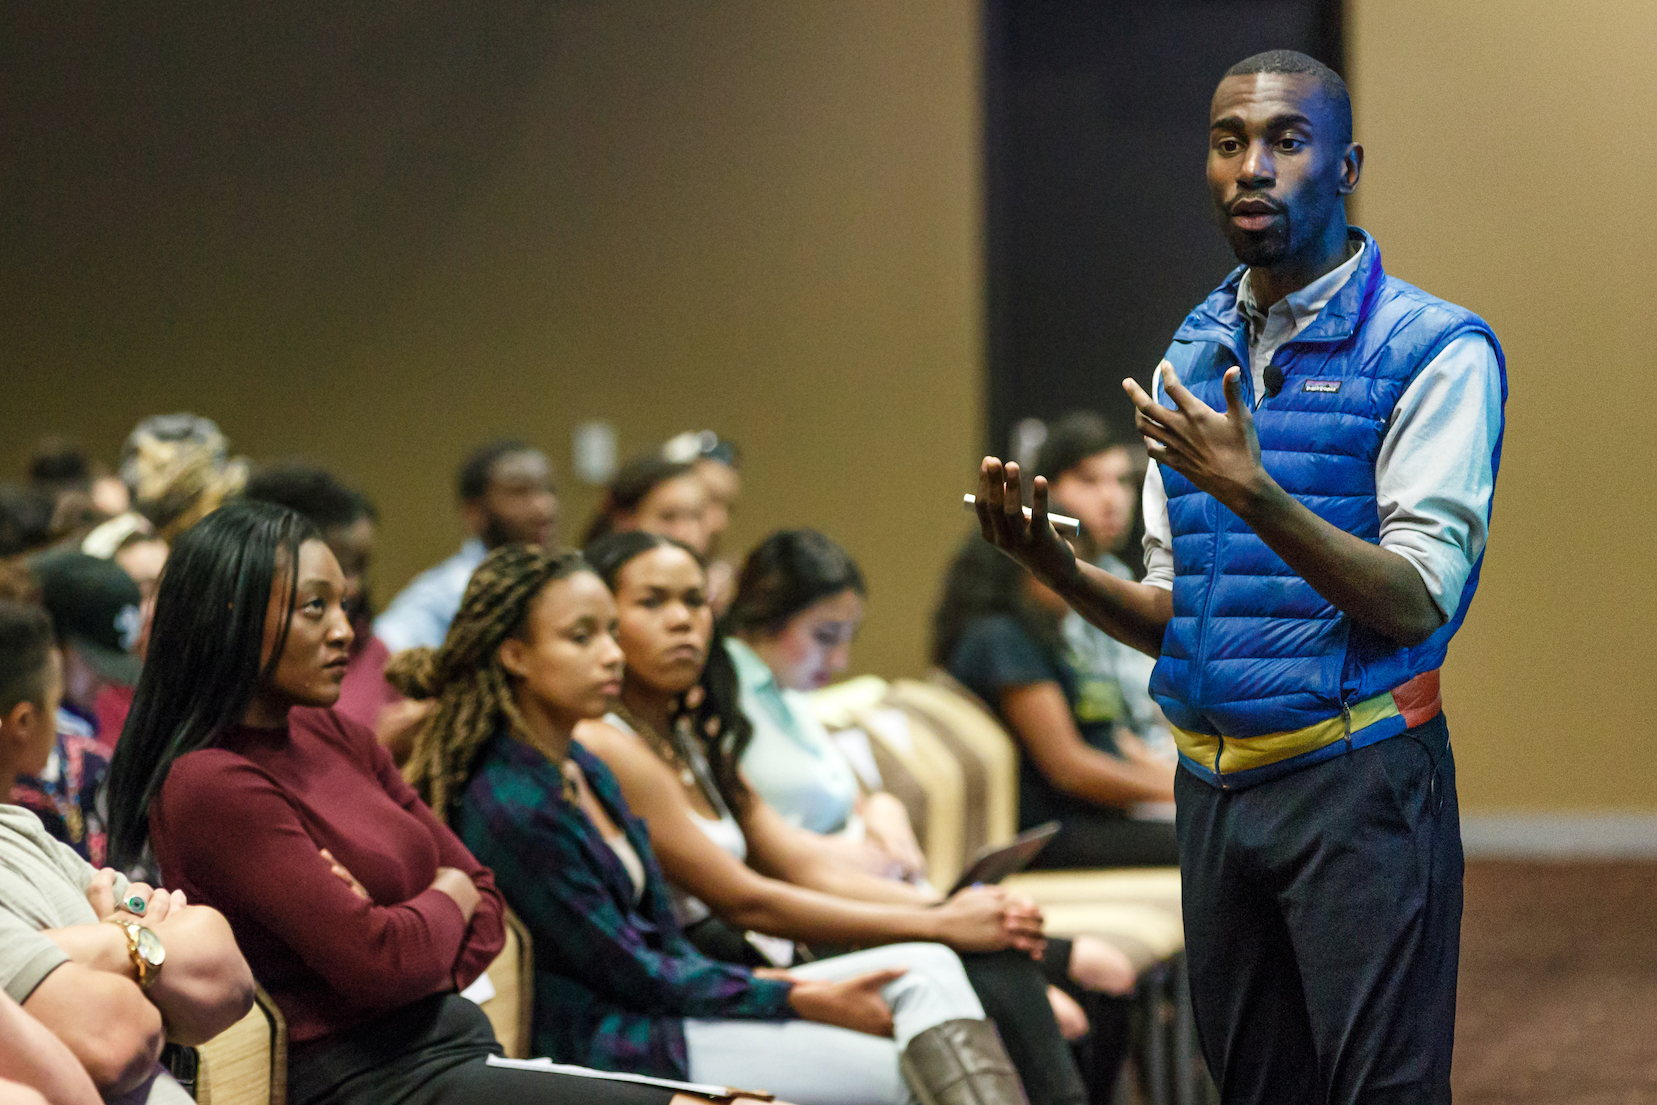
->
xmin=0 ymin=411 xmax=1174 ymax=1105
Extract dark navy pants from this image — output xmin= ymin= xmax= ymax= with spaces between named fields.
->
xmin=1175 ymin=714 xmax=1462 ymax=1105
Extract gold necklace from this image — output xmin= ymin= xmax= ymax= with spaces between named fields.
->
xmin=614 ymin=704 xmax=698 ymax=792
xmin=557 ymin=758 xmax=580 ymax=804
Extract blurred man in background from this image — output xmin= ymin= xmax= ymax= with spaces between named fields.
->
xmin=375 ymin=440 xmax=557 ymax=654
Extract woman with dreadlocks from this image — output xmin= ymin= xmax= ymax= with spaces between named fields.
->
xmin=574 ymin=531 xmax=1098 ymax=1105
xmin=107 ymin=502 xmax=687 ymax=1105
xmin=391 ymin=543 xmax=1029 ymax=1105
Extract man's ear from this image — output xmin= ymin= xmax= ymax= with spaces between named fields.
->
xmin=497 ymin=637 xmax=529 ymax=680
xmin=0 ymin=705 xmax=33 ymax=755
xmin=460 ymin=499 xmax=487 ymax=537
xmin=0 ymin=700 xmax=33 ymax=745
xmin=1338 ymin=142 xmax=1364 ymax=195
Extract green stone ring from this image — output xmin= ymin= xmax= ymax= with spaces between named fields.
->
xmin=123 ymin=894 xmax=147 ymax=916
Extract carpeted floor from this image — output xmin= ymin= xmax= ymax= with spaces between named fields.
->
xmin=1455 ymin=860 xmax=1657 ymax=1104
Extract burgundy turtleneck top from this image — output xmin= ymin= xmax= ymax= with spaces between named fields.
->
xmin=148 ymin=706 xmax=504 ymax=1046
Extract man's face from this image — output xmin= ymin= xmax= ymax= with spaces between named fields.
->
xmin=6 ymin=650 xmax=65 ymax=778
xmin=1208 ymin=72 xmax=1357 ymax=268
xmin=472 ymin=451 xmax=558 ymax=549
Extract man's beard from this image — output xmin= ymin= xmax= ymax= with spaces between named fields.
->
xmin=481 ymin=515 xmax=518 ymax=549
xmin=1223 ymin=213 xmax=1292 ymax=267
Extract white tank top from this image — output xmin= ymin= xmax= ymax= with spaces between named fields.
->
xmin=603 ymin=712 xmax=746 ymax=925
xmin=604 ymin=832 xmax=647 ymax=905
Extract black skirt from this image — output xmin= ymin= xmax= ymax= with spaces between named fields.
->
xmin=287 ymin=993 xmax=675 ymax=1105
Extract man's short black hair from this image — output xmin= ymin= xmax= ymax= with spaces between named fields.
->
xmin=244 ymin=462 xmax=376 ymax=532
xmin=456 ymin=440 xmax=537 ymax=502
xmin=27 ymin=437 xmax=94 ymax=492
xmin=0 ymin=485 xmax=55 ymax=558
xmin=0 ymin=600 xmax=55 ymax=714
xmin=1034 ymin=411 xmax=1118 ymax=482
xmin=1223 ymin=49 xmax=1352 ymax=144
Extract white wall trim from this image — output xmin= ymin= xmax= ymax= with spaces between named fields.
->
xmin=1460 ymin=812 xmax=1657 ymax=858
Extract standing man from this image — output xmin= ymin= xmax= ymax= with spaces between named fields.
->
xmin=977 ymin=50 xmax=1504 ymax=1103
xmin=375 ymin=440 xmax=558 ymax=654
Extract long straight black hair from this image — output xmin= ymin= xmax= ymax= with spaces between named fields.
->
xmin=584 ymin=529 xmax=756 ymax=814
xmin=107 ymin=500 xmax=320 ymax=868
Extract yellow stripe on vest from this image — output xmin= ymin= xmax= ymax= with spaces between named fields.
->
xmin=1171 ymin=691 xmax=1401 ymax=776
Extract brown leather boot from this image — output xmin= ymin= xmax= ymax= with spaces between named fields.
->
xmin=900 ymin=1018 xmax=1031 ymax=1105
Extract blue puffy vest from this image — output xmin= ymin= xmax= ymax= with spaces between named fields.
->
xmin=1149 ymin=228 xmax=1506 ymax=778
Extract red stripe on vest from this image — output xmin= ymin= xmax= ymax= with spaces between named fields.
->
xmin=1390 ymin=669 xmax=1443 ymax=729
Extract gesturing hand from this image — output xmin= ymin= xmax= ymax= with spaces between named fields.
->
xmin=787 ymin=968 xmax=904 ymax=1038
xmin=1124 ymin=361 xmax=1268 ymax=513
xmin=974 ymin=457 xmax=1078 ymax=587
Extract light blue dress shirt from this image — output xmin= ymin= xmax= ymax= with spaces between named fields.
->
xmin=727 ymin=638 xmax=862 ymax=835
xmin=373 ymin=538 xmax=487 ymax=654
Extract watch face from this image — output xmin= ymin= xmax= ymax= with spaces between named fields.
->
xmin=134 ymin=925 xmax=166 ymax=969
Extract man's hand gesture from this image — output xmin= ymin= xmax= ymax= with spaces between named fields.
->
xmin=1124 ymin=360 xmax=1269 ymax=514
xmin=974 ymin=458 xmax=1078 ymax=587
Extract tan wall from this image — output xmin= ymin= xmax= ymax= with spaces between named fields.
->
xmin=1350 ymin=1 xmax=1657 ymax=810
xmin=2 ymin=2 xmax=984 ymax=683
xmin=15 ymin=2 xmax=1641 ymax=814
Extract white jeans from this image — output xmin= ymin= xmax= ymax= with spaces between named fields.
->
xmin=683 ymin=942 xmax=984 ymax=1105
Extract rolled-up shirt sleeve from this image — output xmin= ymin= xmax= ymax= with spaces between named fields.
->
xmin=1140 ymin=460 xmax=1175 ymax=592
xmin=1376 ymin=332 xmax=1504 ymax=620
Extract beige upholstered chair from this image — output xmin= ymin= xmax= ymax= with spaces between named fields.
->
xmin=889 ymin=676 xmax=1021 ymax=848
xmin=848 ymin=703 xmax=968 ymax=886
xmin=1002 ymin=867 xmax=1182 ymax=914
xmin=194 ymin=986 xmax=285 ymax=1105
xmin=476 ymin=909 xmax=535 ymax=1059
xmin=895 ymin=673 xmax=1186 ymax=958
xmin=193 ymin=911 xmax=534 ymax=1103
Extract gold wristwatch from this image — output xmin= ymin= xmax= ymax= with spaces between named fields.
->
xmin=106 ymin=919 xmax=166 ymax=990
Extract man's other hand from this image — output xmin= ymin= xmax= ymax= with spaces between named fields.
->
xmin=974 ymin=458 xmax=1079 ymax=587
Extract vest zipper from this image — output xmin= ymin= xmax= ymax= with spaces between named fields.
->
xmin=1342 ymin=702 xmax=1354 ymax=753
xmin=1190 ymin=356 xmax=1241 ymax=763
xmin=1192 ymin=508 xmax=1224 ymax=720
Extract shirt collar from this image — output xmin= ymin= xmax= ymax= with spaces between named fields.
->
xmin=723 ymin=637 xmax=779 ymax=697
xmin=1237 ymin=239 xmax=1366 ymax=330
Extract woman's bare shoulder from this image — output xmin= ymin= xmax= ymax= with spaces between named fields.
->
xmin=574 ymin=719 xmax=690 ymax=809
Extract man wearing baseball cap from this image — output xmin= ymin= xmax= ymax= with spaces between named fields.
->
xmin=8 ymin=553 xmax=143 ymax=862
xmin=37 ymin=553 xmax=144 ymax=703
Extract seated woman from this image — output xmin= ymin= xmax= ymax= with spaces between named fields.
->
xmin=659 ymin=431 xmax=742 ymax=614
xmin=584 ymin=454 xmax=712 ymax=558
xmin=1032 ymin=414 xmax=1171 ymax=757
xmin=933 ymin=540 xmax=1177 ymax=870
xmin=392 ymin=543 xmax=1028 ymax=1105
xmin=721 ymin=530 xmax=925 ymax=879
xmin=105 ymin=503 xmax=691 ymax=1105
xmin=575 ymin=532 xmax=1100 ymax=1105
